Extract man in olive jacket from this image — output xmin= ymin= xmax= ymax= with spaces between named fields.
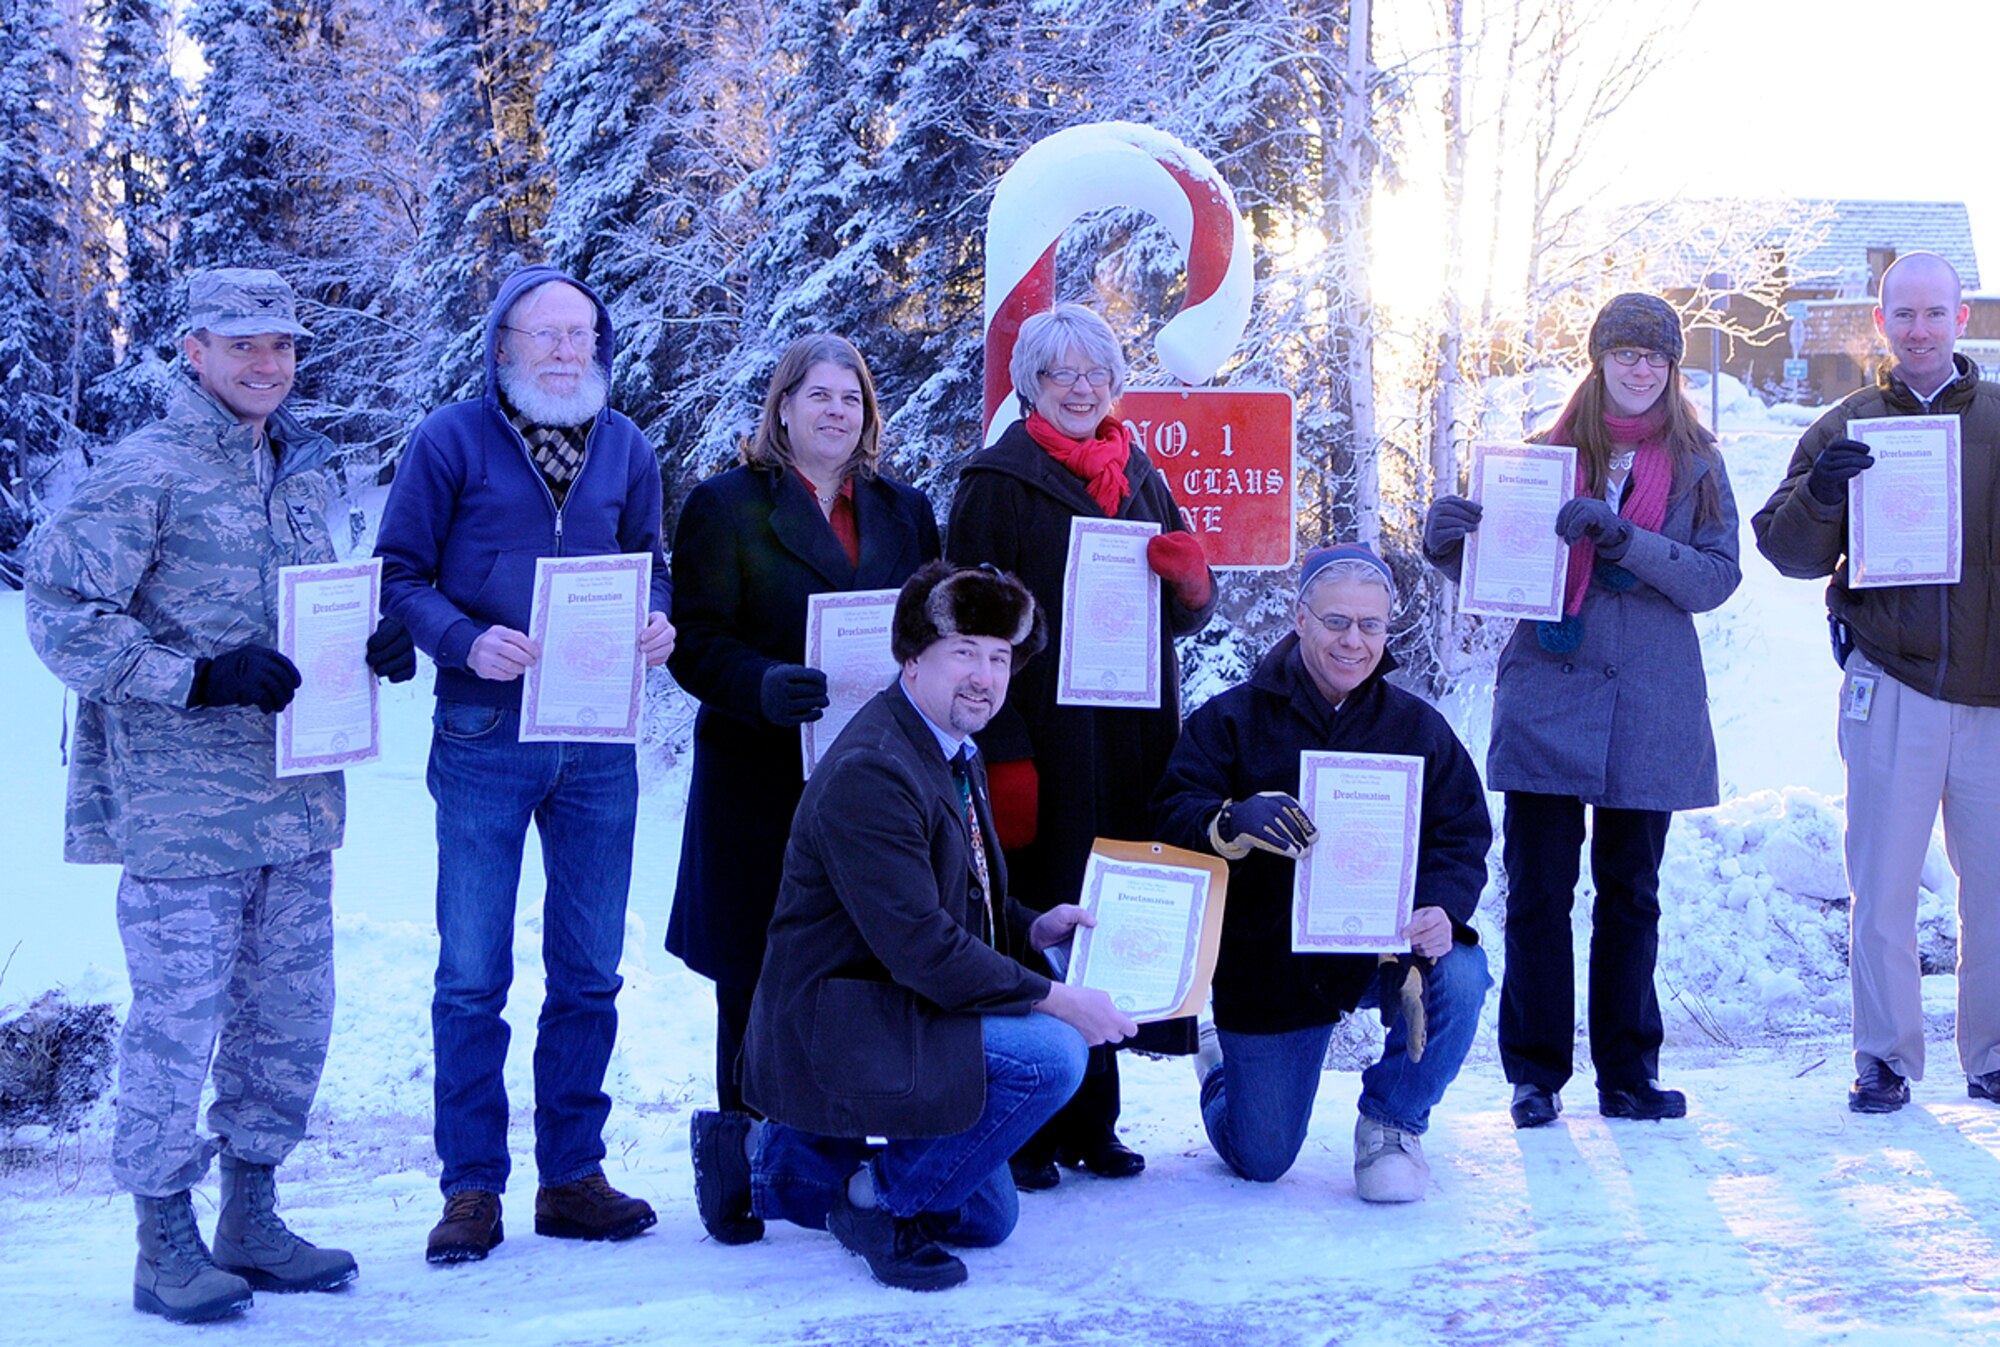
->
xmin=1753 ymin=251 xmax=2000 ymax=1114
xmin=691 ymin=562 xmax=1136 ymax=1291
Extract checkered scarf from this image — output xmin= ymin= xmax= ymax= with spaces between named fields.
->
xmin=504 ymin=400 xmax=590 ymax=499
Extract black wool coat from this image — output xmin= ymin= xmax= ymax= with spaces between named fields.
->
xmin=741 ymin=686 xmax=1052 ymax=1139
xmin=944 ymin=420 xmax=1218 ymax=912
xmin=1151 ymin=635 xmax=1493 ymax=1035
xmin=666 ymin=464 xmax=940 ymax=988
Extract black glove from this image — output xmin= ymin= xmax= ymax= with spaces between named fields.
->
xmin=1555 ymin=496 xmax=1633 ymax=561
xmin=190 ymin=645 xmax=302 ymax=713
xmin=365 ymin=616 xmax=417 ymax=683
xmin=1218 ymin=791 xmax=1319 ymax=858
xmin=1423 ymin=495 xmax=1483 ymax=555
xmin=760 ymin=663 xmax=829 ymax=727
xmin=1805 ymin=437 xmax=1874 ymax=506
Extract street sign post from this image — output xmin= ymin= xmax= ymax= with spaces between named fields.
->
xmin=1120 ymin=388 xmax=1296 ymax=570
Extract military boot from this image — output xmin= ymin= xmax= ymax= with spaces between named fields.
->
xmin=133 ymin=1192 xmax=253 ymax=1323
xmin=212 ymin=1157 xmax=358 ymax=1292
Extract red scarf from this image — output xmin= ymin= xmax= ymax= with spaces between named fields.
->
xmin=1557 ymin=407 xmax=1672 ymax=616
xmin=1024 ymin=410 xmax=1131 ymax=516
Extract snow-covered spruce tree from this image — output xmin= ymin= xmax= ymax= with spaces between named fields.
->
xmin=91 ymin=0 xmax=192 ymax=440
xmin=538 ymin=0 xmax=769 ymax=502
xmin=709 ymin=0 xmax=895 ymax=482
xmin=177 ymin=0 xmax=304 ymax=274
xmin=869 ymin=0 xmax=1066 ymax=497
xmin=405 ymin=0 xmax=550 ymax=415
xmin=0 ymin=0 xmax=79 ymax=553
xmin=242 ymin=0 xmax=437 ymax=471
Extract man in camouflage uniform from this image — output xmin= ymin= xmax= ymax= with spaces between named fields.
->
xmin=24 ymin=268 xmax=414 ymax=1323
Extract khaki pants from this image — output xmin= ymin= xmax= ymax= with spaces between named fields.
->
xmin=1839 ymin=655 xmax=2000 ymax=1082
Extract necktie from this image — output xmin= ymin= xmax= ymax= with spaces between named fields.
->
xmin=950 ymin=747 xmax=996 ymax=944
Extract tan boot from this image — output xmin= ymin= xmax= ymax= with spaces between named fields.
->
xmin=133 ymin=1192 xmax=253 ymax=1323
xmin=212 ymin=1157 xmax=358 ymax=1292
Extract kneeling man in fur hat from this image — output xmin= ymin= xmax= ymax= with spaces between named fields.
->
xmin=690 ymin=561 xmax=1137 ymax=1290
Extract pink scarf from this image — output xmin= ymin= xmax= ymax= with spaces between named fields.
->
xmin=1559 ymin=409 xmax=1672 ymax=616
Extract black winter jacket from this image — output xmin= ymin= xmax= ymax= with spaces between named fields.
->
xmin=1151 ymin=636 xmax=1492 ymax=1034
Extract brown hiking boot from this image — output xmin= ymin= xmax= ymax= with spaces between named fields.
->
xmin=426 ymin=1190 xmax=503 ymax=1265
xmin=534 ymin=1173 xmax=657 ymax=1242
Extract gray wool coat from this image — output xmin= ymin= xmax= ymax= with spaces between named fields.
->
xmin=1427 ymin=453 xmax=1741 ymax=811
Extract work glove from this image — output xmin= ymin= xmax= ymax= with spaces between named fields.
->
xmin=190 ymin=644 xmax=302 ymax=714
xmin=365 ymin=616 xmax=418 ymax=683
xmin=1555 ymin=496 xmax=1633 ymax=562
xmin=760 ymin=663 xmax=829 ymax=727
xmin=1422 ymin=495 xmax=1483 ymax=556
xmin=1375 ymin=953 xmax=1429 ymax=1062
xmin=986 ymin=758 xmax=1038 ymax=850
xmin=1210 ymin=791 xmax=1319 ymax=860
xmin=1146 ymin=531 xmax=1213 ymax=609
xmin=1805 ymin=437 xmax=1874 ymax=506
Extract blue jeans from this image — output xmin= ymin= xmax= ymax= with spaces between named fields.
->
xmin=1201 ymin=942 xmax=1490 ymax=1183
xmin=752 ymin=1014 xmax=1086 ymax=1241
xmin=427 ymin=701 xmax=638 ymax=1195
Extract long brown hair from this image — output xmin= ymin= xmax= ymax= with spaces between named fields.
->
xmin=742 ymin=333 xmax=883 ymax=478
xmin=1545 ymin=360 xmax=1723 ymax=527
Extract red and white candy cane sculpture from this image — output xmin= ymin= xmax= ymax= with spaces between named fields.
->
xmin=983 ymin=122 xmax=1255 ymax=446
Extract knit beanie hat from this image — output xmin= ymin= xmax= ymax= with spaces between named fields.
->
xmin=1587 ymin=293 xmax=1683 ymax=364
xmin=892 ymin=561 xmax=1048 ymax=666
xmin=1298 ymin=543 xmax=1397 ymax=601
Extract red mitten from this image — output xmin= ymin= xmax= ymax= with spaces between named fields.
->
xmin=1146 ymin=531 xmax=1213 ymax=609
xmin=985 ymin=758 xmax=1039 ymax=850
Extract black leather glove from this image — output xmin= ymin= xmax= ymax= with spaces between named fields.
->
xmin=190 ymin=645 xmax=302 ymax=713
xmin=760 ymin=663 xmax=829 ymax=727
xmin=1216 ymin=791 xmax=1319 ymax=858
xmin=1423 ymin=495 xmax=1483 ymax=555
xmin=1805 ymin=437 xmax=1874 ymax=506
xmin=364 ymin=616 xmax=417 ymax=683
xmin=1555 ymin=496 xmax=1633 ymax=561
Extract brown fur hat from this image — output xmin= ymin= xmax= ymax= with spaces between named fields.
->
xmin=891 ymin=560 xmax=1047 ymax=666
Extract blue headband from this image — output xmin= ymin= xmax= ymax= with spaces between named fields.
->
xmin=1298 ymin=543 xmax=1394 ymax=598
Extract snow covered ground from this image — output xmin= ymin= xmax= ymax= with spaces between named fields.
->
xmin=4 ymin=387 xmax=1998 ymax=1345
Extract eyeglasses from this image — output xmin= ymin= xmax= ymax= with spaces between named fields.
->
xmin=503 ymin=325 xmax=597 ymax=353
xmin=1038 ymin=367 xmax=1114 ymax=389
xmin=1299 ymin=604 xmax=1388 ymax=637
xmin=1607 ymin=349 xmax=1671 ymax=369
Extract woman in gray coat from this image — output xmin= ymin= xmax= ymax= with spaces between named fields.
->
xmin=1422 ymin=293 xmax=1741 ymax=1128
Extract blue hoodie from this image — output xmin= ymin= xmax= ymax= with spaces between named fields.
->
xmin=376 ymin=264 xmax=673 ymax=709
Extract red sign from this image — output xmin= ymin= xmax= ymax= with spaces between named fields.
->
xmin=1120 ymin=388 xmax=1296 ymax=570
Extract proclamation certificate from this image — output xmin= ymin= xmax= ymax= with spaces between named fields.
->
xmin=801 ymin=588 xmax=901 ymax=778
xmin=275 ymin=558 xmax=382 ymax=777
xmin=1056 ymin=517 xmax=1161 ymax=708
xmin=1458 ymin=441 xmax=1575 ymax=621
xmin=519 ymin=553 xmax=649 ymax=743
xmin=1292 ymin=752 xmax=1424 ymax=954
xmin=1847 ymin=414 xmax=1962 ymax=588
xmin=1065 ymin=839 xmax=1229 ymax=1023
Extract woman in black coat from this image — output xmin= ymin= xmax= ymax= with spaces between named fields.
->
xmin=946 ymin=303 xmax=1217 ymax=1186
xmin=668 ymin=334 xmax=940 ymax=1115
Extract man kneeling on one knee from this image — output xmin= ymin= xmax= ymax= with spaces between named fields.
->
xmin=691 ymin=561 xmax=1136 ymax=1289
xmin=1152 ymin=545 xmax=1493 ymax=1200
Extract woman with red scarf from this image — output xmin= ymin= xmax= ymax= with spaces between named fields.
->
xmin=1421 ymin=293 xmax=1741 ymax=1130
xmin=946 ymin=304 xmax=1217 ymax=1188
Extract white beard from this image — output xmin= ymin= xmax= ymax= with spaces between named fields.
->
xmin=499 ymin=359 xmax=609 ymax=427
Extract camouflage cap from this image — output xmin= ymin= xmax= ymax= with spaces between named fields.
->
xmin=186 ymin=267 xmax=312 ymax=338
